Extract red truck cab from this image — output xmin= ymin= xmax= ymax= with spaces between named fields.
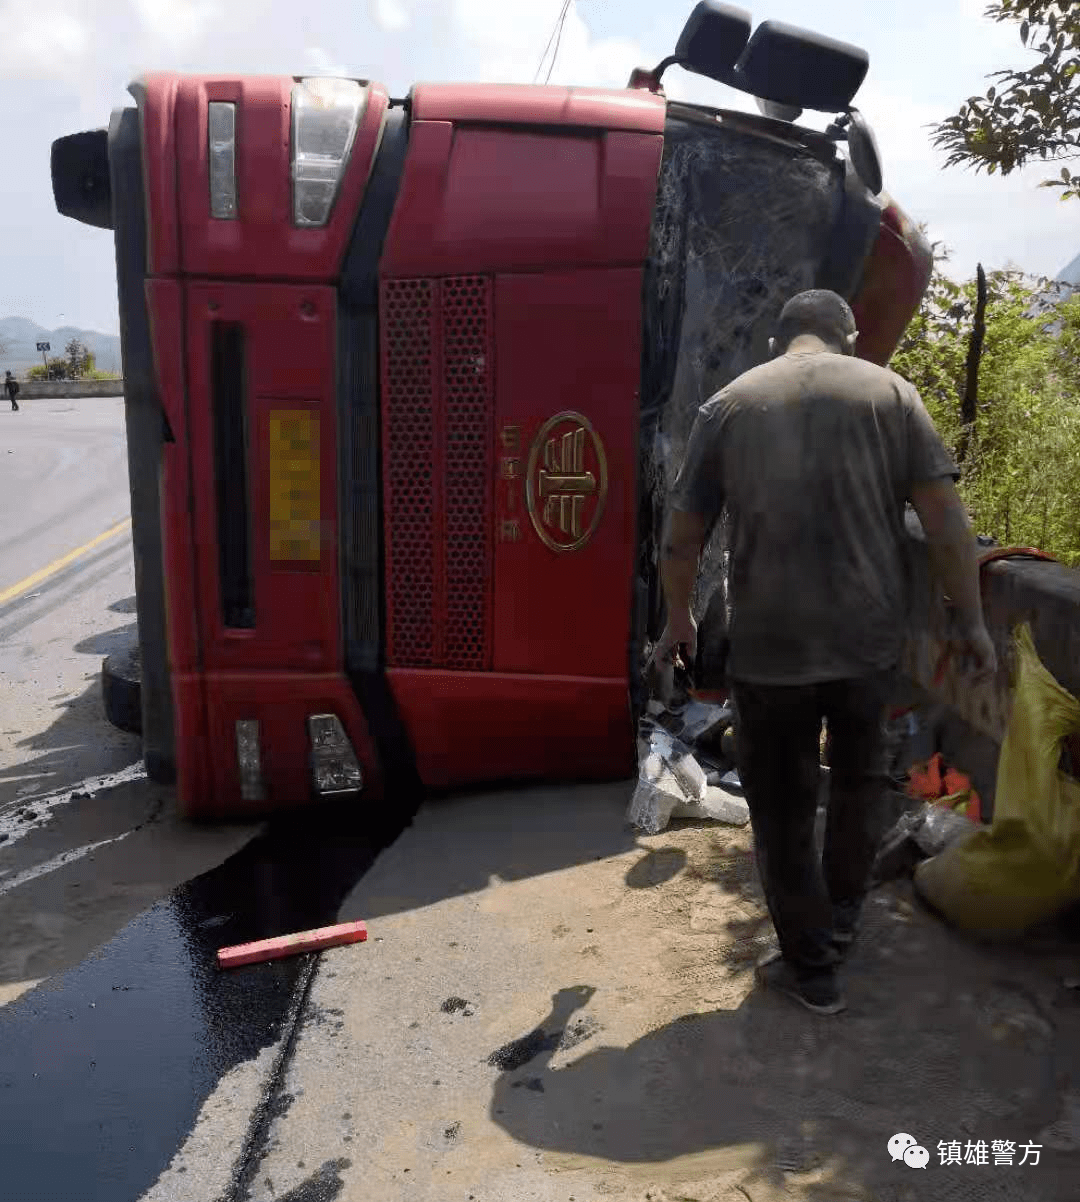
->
xmin=51 ymin=2 xmax=932 ymax=817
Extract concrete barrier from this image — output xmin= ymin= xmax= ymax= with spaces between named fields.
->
xmin=900 ymin=512 xmax=1080 ymax=817
xmin=16 ymin=379 xmax=124 ymax=399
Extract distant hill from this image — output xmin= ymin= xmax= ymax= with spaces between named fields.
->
xmin=0 ymin=316 xmax=121 ymax=377
xmin=1057 ymin=252 xmax=1080 ymax=289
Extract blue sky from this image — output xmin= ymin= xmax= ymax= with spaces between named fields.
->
xmin=1 ymin=0 xmax=1076 ymax=335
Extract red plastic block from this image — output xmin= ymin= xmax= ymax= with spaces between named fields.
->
xmin=217 ymin=920 xmax=368 ymax=969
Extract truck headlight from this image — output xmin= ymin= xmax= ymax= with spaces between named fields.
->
xmin=291 ymin=77 xmax=368 ymax=228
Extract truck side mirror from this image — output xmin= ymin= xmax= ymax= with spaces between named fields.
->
xmin=52 ymin=128 xmax=113 ymax=231
xmin=674 ymin=2 xmax=753 ymax=81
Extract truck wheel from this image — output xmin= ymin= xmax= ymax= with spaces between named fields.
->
xmin=102 ymin=643 xmax=142 ymax=736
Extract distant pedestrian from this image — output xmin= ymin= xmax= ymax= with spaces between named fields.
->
xmin=4 ymin=371 xmax=18 ymax=412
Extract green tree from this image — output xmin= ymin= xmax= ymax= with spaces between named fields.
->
xmin=892 ymin=258 xmax=1080 ymax=564
xmin=65 ymin=337 xmax=88 ymax=377
xmin=932 ymin=2 xmax=1080 ymax=198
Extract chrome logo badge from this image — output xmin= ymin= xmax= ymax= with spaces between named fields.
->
xmin=525 ymin=411 xmax=608 ymax=553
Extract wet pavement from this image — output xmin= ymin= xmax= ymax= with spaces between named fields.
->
xmin=0 ymin=796 xmax=407 ymax=1202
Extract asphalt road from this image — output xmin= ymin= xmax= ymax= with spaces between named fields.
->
xmin=0 ymin=396 xmax=387 ymax=1201
xmin=0 ymin=394 xmax=131 ymax=596
xmin=0 ymin=395 xmax=139 ymax=805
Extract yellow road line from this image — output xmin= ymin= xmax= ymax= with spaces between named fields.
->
xmin=0 ymin=517 xmax=132 ymax=606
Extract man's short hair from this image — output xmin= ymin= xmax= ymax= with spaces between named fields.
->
xmin=775 ymin=289 xmax=856 ymax=348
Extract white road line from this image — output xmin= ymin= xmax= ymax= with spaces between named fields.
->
xmin=0 ymin=830 xmax=134 ymax=897
xmin=0 ymin=761 xmax=146 ymax=849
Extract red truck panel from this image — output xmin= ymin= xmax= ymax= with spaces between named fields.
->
xmin=853 ymin=200 xmax=933 ymax=366
xmin=381 ymin=119 xmax=664 ymax=276
xmin=491 ymin=268 xmax=641 ymax=677
xmin=146 ymin=278 xmax=211 ymax=811
xmin=377 ymin=88 xmax=660 ymax=789
xmin=185 ymin=282 xmax=341 ymax=673
xmin=386 ymin=670 xmax=635 ymax=789
xmin=132 ymin=75 xmax=183 ymax=276
xmin=409 ymin=82 xmax=666 ymax=132
xmin=201 ymin=672 xmax=382 ymax=816
xmin=168 ymin=76 xmax=387 ymax=281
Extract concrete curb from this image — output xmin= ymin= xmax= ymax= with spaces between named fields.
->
xmin=13 ymin=380 xmax=124 ymax=399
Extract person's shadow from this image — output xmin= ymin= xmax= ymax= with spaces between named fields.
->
xmin=489 ymin=986 xmax=814 ymax=1175
xmin=484 ymin=981 xmax=985 ymax=1198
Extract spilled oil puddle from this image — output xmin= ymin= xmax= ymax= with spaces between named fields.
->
xmin=0 ymin=795 xmax=411 ymax=1202
xmin=487 ymin=1014 xmax=602 ymax=1071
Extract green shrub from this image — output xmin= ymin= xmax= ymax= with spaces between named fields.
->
xmin=892 ymin=260 xmax=1080 ymax=567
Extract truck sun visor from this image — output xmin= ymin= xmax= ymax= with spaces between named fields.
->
xmin=291 ymin=77 xmax=369 ymax=228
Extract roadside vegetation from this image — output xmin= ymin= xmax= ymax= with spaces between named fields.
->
xmin=905 ymin=1 xmax=1080 ymax=565
xmin=892 ymin=261 xmax=1080 ymax=566
xmin=26 ymin=338 xmax=120 ymax=381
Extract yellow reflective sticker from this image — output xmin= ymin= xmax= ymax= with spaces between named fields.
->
xmin=268 ymin=409 xmax=321 ymax=562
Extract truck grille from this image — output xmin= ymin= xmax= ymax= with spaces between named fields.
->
xmin=381 ymin=276 xmax=494 ymax=670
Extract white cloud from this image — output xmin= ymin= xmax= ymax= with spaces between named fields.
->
xmin=0 ymin=1 xmax=90 ymax=80
xmin=304 ymin=45 xmax=351 ymax=77
xmin=128 ymin=0 xmax=224 ymax=47
xmin=450 ymin=0 xmax=644 ymax=88
xmin=369 ymin=0 xmax=409 ymax=33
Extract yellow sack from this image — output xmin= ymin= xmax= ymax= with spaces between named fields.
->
xmin=914 ymin=623 xmax=1080 ymax=937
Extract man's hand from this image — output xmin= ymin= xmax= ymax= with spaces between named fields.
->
xmin=949 ymin=621 xmax=998 ymax=680
xmin=652 ymin=610 xmax=698 ymax=669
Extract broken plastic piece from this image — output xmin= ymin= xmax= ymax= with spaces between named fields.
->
xmin=628 ymin=725 xmax=701 ymax=834
xmin=672 ymin=784 xmax=750 ymax=826
xmin=217 ymin=919 xmax=368 ymax=968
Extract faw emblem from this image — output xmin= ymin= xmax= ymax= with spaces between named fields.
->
xmin=525 ymin=411 xmax=608 ymax=553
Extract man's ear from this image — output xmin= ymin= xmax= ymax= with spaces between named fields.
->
xmin=845 ymin=330 xmax=859 ymax=355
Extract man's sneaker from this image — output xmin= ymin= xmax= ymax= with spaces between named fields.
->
xmin=756 ymin=957 xmax=846 ymax=1016
xmin=832 ymin=905 xmax=860 ymax=954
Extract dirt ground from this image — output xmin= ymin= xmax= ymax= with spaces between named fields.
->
xmin=227 ymin=781 xmax=1080 ymax=1202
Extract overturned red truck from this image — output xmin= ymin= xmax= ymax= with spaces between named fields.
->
xmin=51 ymin=2 xmax=932 ymax=817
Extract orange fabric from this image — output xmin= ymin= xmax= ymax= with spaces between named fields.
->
xmin=908 ymin=753 xmax=944 ymax=800
xmin=907 ymin=753 xmax=982 ymax=822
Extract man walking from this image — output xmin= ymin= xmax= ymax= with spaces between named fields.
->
xmin=653 ymin=289 xmax=996 ymax=1015
xmin=4 ymin=371 xmax=19 ymax=411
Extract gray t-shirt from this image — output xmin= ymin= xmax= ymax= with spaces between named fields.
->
xmin=670 ymin=351 xmax=958 ymax=685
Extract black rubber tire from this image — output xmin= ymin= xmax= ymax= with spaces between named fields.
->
xmin=102 ymin=644 xmax=142 ymax=736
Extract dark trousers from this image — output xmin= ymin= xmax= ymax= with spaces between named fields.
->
xmin=732 ymin=669 xmax=894 ymax=975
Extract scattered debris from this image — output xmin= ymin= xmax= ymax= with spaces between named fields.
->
xmin=872 ymin=802 xmax=977 ymax=884
xmin=197 ymin=913 xmax=233 ymax=931
xmin=628 ymin=725 xmax=699 ymax=834
xmin=906 ymin=751 xmax=982 ymax=822
xmin=217 ymin=919 xmax=368 ymax=969
xmin=674 ymin=784 xmax=750 ymax=827
xmin=628 ymin=718 xmax=747 ymax=833
xmin=441 ymin=996 xmax=473 ymax=1015
xmin=444 ymin=1122 xmax=461 ymax=1140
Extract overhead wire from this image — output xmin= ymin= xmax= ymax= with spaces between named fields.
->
xmin=534 ymin=0 xmax=574 ymax=85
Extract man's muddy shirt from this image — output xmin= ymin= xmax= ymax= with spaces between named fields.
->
xmin=670 ymin=351 xmax=958 ymax=685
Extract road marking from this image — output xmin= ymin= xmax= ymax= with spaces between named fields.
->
xmin=0 ymin=516 xmax=132 ymax=606
xmin=0 ymin=831 xmax=134 ymax=898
